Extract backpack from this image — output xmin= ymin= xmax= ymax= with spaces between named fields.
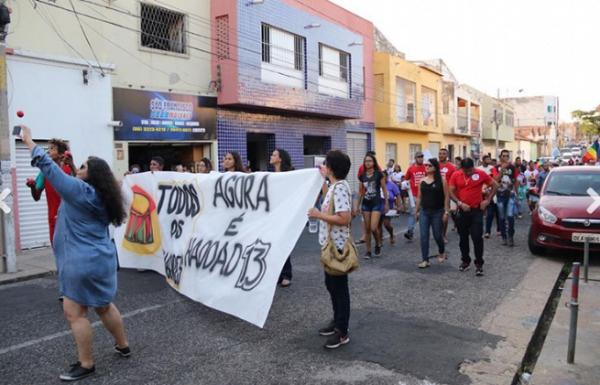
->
xmin=0 ymin=5 xmax=10 ymax=26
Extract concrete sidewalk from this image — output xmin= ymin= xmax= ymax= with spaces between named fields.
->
xmin=0 ymin=247 xmax=55 ymax=285
xmin=532 ymin=264 xmax=600 ymax=385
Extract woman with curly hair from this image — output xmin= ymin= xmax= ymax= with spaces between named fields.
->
xmin=20 ymin=125 xmax=130 ymax=382
xmin=222 ymin=151 xmax=245 ymax=172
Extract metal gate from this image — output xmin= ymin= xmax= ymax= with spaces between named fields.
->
xmin=15 ymin=142 xmax=50 ymax=249
xmin=346 ymin=133 xmax=368 ymax=195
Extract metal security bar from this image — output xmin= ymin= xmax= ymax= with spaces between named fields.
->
xmin=140 ymin=3 xmax=186 ymax=54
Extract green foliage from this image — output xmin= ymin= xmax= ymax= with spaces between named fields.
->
xmin=572 ymin=108 xmax=600 ymax=136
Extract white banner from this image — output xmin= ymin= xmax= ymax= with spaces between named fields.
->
xmin=114 ymin=169 xmax=323 ymax=327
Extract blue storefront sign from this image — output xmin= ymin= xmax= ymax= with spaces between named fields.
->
xmin=113 ymin=88 xmax=217 ymax=141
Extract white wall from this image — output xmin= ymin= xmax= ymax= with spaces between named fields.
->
xmin=7 ymin=56 xmax=113 ymax=167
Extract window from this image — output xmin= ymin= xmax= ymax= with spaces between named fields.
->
xmin=409 ymin=144 xmax=422 ymax=161
xmin=141 ymin=3 xmax=186 ymax=54
xmin=261 ymin=24 xmax=304 ymax=71
xmin=505 ymin=111 xmax=514 ymax=128
xmin=261 ymin=24 xmax=305 ymax=88
xmin=421 ymin=86 xmax=437 ymax=126
xmin=396 ymin=77 xmax=416 ymax=123
xmin=318 ymin=44 xmax=351 ymax=98
xmin=385 ymin=143 xmax=397 ymax=164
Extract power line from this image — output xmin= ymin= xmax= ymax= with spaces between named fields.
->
xmin=68 ymin=0 xmax=106 ymax=76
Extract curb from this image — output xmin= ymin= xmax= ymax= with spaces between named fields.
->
xmin=0 ymin=270 xmax=56 ymax=286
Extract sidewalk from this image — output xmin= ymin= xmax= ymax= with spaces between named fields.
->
xmin=0 ymin=247 xmax=55 ymax=285
xmin=532 ymin=264 xmax=600 ymax=385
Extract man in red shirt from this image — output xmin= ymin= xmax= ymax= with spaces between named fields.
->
xmin=26 ymin=139 xmax=74 ymax=245
xmin=438 ymin=148 xmax=456 ymax=241
xmin=449 ymin=158 xmax=497 ymax=276
xmin=403 ymin=151 xmax=427 ymax=240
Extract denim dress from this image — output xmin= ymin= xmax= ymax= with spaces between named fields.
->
xmin=31 ymin=146 xmax=117 ymax=307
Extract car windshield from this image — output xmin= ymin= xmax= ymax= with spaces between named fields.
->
xmin=545 ymin=172 xmax=600 ymax=196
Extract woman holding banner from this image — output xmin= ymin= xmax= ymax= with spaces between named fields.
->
xmin=198 ymin=157 xmax=213 ymax=173
xmin=222 ymin=151 xmax=245 ymax=172
xmin=270 ymin=148 xmax=295 ymax=287
xmin=20 ymin=125 xmax=130 ymax=382
xmin=308 ymin=150 xmax=353 ymax=349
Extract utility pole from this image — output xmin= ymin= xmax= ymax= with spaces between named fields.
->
xmin=0 ymin=41 xmax=16 ymax=273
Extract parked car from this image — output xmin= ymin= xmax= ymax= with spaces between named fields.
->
xmin=529 ymin=166 xmax=600 ymax=255
xmin=570 ymin=147 xmax=582 ymax=157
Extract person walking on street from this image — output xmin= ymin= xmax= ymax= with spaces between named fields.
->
xmin=308 ymin=150 xmax=353 ymax=349
xmin=449 ymin=158 xmax=497 ymax=276
xmin=404 ymin=152 xmax=427 ymax=241
xmin=438 ymin=148 xmax=456 ymax=242
xmin=356 ymin=151 xmax=379 ymax=244
xmin=382 ymin=171 xmax=401 ymax=245
xmin=270 ymin=149 xmax=295 ymax=287
xmin=20 ymin=126 xmax=130 ymax=382
xmin=358 ymin=154 xmax=389 ymax=258
xmin=493 ymin=150 xmax=520 ymax=246
xmin=478 ymin=155 xmax=500 ymax=238
xmin=415 ymin=158 xmax=450 ymax=268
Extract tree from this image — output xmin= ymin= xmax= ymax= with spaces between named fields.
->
xmin=572 ymin=107 xmax=600 ymax=139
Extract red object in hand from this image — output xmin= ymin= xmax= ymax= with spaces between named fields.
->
xmin=16 ymin=110 xmax=24 ymax=118
xmin=26 ymin=178 xmax=35 ymax=187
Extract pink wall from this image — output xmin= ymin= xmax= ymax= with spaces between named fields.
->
xmin=282 ymin=0 xmax=375 ymax=123
xmin=211 ymin=0 xmax=238 ymax=105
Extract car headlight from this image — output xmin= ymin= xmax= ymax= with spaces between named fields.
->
xmin=538 ymin=206 xmax=557 ymax=224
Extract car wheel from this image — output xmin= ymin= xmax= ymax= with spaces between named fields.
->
xmin=528 ymin=228 xmax=545 ymax=255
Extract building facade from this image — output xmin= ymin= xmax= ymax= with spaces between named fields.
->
xmin=5 ymin=0 xmax=216 ymax=249
xmin=373 ymin=52 xmax=443 ymax=170
xmin=211 ymin=0 xmax=374 ymax=192
xmin=503 ymin=96 xmax=559 ymax=156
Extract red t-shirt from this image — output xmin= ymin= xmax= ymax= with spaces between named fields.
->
xmin=449 ymin=169 xmax=493 ymax=208
xmin=438 ymin=161 xmax=456 ymax=181
xmin=405 ymin=164 xmax=427 ymax=197
xmin=44 ymin=164 xmax=73 ymax=239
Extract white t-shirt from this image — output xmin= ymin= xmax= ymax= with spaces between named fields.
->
xmin=319 ymin=180 xmax=352 ymax=250
xmin=391 ymin=171 xmax=404 ymax=184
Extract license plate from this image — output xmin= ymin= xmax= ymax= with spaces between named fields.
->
xmin=572 ymin=233 xmax=600 ymax=244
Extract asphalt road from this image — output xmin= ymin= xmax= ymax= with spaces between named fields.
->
xmin=0 ymin=215 xmax=539 ymax=385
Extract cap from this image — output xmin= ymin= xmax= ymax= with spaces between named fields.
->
xmin=415 ymin=151 xmax=424 ymax=158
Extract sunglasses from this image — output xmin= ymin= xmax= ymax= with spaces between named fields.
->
xmin=425 ymin=163 xmax=433 ymax=167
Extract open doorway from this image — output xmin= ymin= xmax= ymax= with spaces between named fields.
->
xmin=304 ymin=135 xmax=331 ymax=155
xmin=128 ymin=143 xmax=204 ymax=172
xmin=247 ymin=133 xmax=275 ymax=172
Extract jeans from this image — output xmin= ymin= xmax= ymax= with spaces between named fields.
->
xmin=497 ymin=193 xmax=516 ymax=239
xmin=419 ymin=208 xmax=445 ymax=262
xmin=485 ymin=202 xmax=498 ymax=234
xmin=278 ymin=257 xmax=292 ymax=282
xmin=324 ymin=272 xmax=350 ymax=335
xmin=407 ymin=205 xmax=416 ymax=234
xmin=457 ymin=208 xmax=484 ymax=267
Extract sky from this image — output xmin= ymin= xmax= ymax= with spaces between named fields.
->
xmin=332 ymin=0 xmax=599 ymax=122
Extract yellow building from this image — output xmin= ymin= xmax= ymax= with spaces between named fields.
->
xmin=374 ymin=52 xmax=444 ymax=171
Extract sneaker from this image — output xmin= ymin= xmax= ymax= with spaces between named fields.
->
xmin=364 ymin=252 xmax=372 ymax=260
xmin=459 ymin=263 xmax=470 ymax=272
xmin=484 ymin=233 xmax=490 ymax=239
xmin=475 ymin=267 xmax=484 ymax=276
xmin=418 ymin=261 xmax=431 ymax=269
xmin=374 ymin=245 xmax=382 ymax=257
xmin=280 ymin=278 xmax=291 ymax=287
xmin=324 ymin=331 xmax=350 ymax=349
xmin=508 ymin=237 xmax=514 ymax=247
xmin=59 ymin=362 xmax=95 ymax=381
xmin=114 ymin=344 xmax=131 ymax=357
xmin=501 ymin=238 xmax=508 ymax=246
xmin=58 ymin=295 xmax=64 ymax=302
xmin=318 ymin=320 xmax=336 ymax=336
xmin=404 ymin=232 xmax=413 ymax=241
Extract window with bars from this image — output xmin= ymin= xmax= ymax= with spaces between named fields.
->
xmin=385 ymin=143 xmax=397 ymax=164
xmin=140 ymin=3 xmax=186 ymax=54
xmin=261 ymin=24 xmax=304 ymax=71
xmin=319 ymin=44 xmax=350 ymax=83
xmin=409 ymin=144 xmax=422 ymax=161
xmin=216 ymin=15 xmax=229 ymax=59
xmin=396 ymin=77 xmax=416 ymax=123
xmin=421 ymin=86 xmax=437 ymax=126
